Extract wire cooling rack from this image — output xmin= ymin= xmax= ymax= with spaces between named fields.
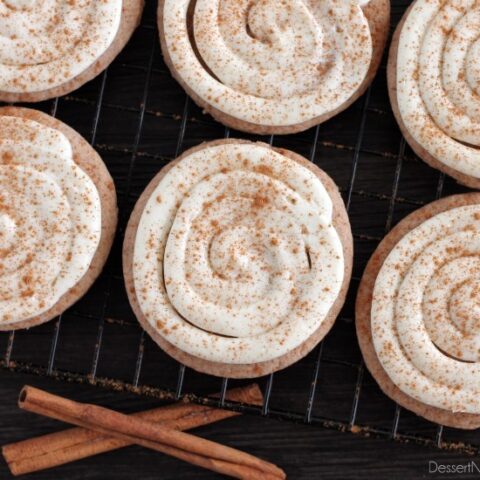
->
xmin=1 ymin=0 xmax=478 ymax=457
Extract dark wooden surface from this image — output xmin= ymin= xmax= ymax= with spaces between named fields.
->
xmin=1 ymin=369 xmax=480 ymax=480
xmin=1 ymin=0 xmax=479 ymax=478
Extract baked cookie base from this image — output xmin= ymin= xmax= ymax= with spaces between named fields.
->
xmin=356 ymin=193 xmax=480 ymax=429
xmin=158 ymin=0 xmax=390 ymax=135
xmin=387 ymin=2 xmax=480 ymax=190
xmin=123 ymin=139 xmax=353 ymax=378
xmin=0 ymin=0 xmax=144 ymax=103
xmin=0 ymin=107 xmax=118 ymax=331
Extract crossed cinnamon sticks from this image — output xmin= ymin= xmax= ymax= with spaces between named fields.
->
xmin=2 ymin=384 xmax=285 ymax=479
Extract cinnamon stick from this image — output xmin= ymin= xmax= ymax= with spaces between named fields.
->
xmin=3 ymin=384 xmax=262 ymax=476
xmin=15 ymin=386 xmax=285 ymax=480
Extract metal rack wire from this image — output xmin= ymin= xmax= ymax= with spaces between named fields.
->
xmin=1 ymin=0 xmax=478 ymax=457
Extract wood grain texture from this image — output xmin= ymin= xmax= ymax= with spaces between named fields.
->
xmin=0 ymin=0 xmax=479 ymax=478
xmin=0 ymin=370 xmax=479 ymax=480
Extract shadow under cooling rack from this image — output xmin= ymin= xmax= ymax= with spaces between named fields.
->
xmin=1 ymin=0 xmax=478 ymax=457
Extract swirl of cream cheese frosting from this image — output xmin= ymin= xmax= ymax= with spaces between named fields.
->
xmin=372 ymin=205 xmax=480 ymax=414
xmin=133 ymin=143 xmax=345 ymax=365
xmin=396 ymin=0 xmax=480 ymax=178
xmin=162 ymin=0 xmax=373 ymax=128
xmin=0 ymin=0 xmax=122 ymax=93
xmin=0 ymin=115 xmax=101 ymax=326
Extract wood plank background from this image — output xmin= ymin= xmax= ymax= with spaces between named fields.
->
xmin=1 ymin=0 xmax=479 ymax=478
xmin=1 ymin=369 xmax=479 ymax=479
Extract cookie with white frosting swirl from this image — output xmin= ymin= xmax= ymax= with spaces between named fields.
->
xmin=158 ymin=0 xmax=390 ymax=135
xmin=124 ymin=140 xmax=352 ymax=378
xmin=0 ymin=107 xmax=117 ymax=330
xmin=357 ymin=194 xmax=480 ymax=429
xmin=388 ymin=0 xmax=480 ymax=188
xmin=0 ymin=0 xmax=144 ymax=102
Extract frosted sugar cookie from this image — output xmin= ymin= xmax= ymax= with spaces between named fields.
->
xmin=357 ymin=194 xmax=480 ymax=428
xmin=0 ymin=107 xmax=117 ymax=330
xmin=124 ymin=139 xmax=353 ymax=378
xmin=159 ymin=0 xmax=390 ymax=134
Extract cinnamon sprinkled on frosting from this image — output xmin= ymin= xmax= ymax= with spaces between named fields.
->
xmin=396 ymin=0 xmax=480 ymax=178
xmin=372 ymin=205 xmax=480 ymax=414
xmin=0 ymin=115 xmax=101 ymax=326
xmin=162 ymin=0 xmax=373 ymax=128
xmin=133 ymin=142 xmax=345 ymax=365
xmin=0 ymin=0 xmax=121 ymax=93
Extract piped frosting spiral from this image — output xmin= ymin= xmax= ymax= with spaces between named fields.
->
xmin=372 ymin=204 xmax=480 ymax=414
xmin=0 ymin=0 xmax=122 ymax=93
xmin=161 ymin=0 xmax=374 ymax=129
xmin=395 ymin=0 xmax=480 ymax=179
xmin=132 ymin=142 xmax=345 ymax=365
xmin=0 ymin=115 xmax=101 ymax=326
